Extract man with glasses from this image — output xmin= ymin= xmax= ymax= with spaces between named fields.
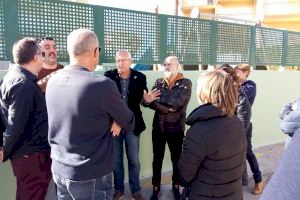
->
xmin=37 ymin=37 xmax=64 ymax=93
xmin=104 ymin=49 xmax=160 ymax=200
xmin=0 ymin=37 xmax=51 ymax=200
xmin=145 ymin=56 xmax=192 ymax=200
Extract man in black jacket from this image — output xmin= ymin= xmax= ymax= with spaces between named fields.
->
xmin=105 ymin=49 xmax=159 ymax=200
xmin=0 ymin=37 xmax=51 ymax=200
xmin=146 ymin=56 xmax=192 ymax=200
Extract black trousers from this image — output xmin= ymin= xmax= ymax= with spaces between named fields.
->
xmin=244 ymin=123 xmax=262 ymax=183
xmin=152 ymin=129 xmax=184 ymax=187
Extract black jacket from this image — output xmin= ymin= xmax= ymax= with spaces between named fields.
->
xmin=148 ymin=76 xmax=192 ymax=133
xmin=237 ymin=88 xmax=251 ymax=130
xmin=178 ymin=104 xmax=247 ymax=200
xmin=104 ymin=69 xmax=147 ymax=135
xmin=0 ymin=66 xmax=50 ymax=161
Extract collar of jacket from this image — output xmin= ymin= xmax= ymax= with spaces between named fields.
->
xmin=115 ymin=69 xmax=135 ymax=80
xmin=186 ymin=104 xmax=227 ymax=126
xmin=15 ymin=65 xmax=37 ymax=82
xmin=164 ymin=72 xmax=184 ymax=88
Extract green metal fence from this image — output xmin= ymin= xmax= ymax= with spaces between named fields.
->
xmin=0 ymin=0 xmax=300 ymax=66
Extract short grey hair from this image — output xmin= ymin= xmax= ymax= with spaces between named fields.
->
xmin=165 ymin=56 xmax=180 ymax=66
xmin=67 ymin=29 xmax=99 ymax=56
xmin=116 ymin=49 xmax=132 ymax=60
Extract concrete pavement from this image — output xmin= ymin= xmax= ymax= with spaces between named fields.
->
xmin=120 ymin=142 xmax=285 ymax=200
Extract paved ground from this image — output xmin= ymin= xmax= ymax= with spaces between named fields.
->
xmin=120 ymin=142 xmax=285 ymax=200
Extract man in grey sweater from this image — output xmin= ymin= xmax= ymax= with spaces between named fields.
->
xmin=46 ymin=29 xmax=135 ymax=200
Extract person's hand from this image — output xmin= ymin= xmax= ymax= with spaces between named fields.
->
xmin=168 ymin=108 xmax=176 ymax=112
xmin=143 ymin=89 xmax=161 ymax=104
xmin=110 ymin=121 xmax=121 ymax=136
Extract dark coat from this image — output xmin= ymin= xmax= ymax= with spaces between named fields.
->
xmin=104 ymin=69 xmax=147 ymax=135
xmin=241 ymin=80 xmax=256 ymax=106
xmin=178 ymin=104 xmax=247 ymax=200
xmin=148 ymin=76 xmax=192 ymax=133
xmin=237 ymin=88 xmax=251 ymax=130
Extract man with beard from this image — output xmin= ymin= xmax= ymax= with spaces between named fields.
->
xmin=37 ymin=37 xmax=63 ymax=93
xmin=144 ymin=56 xmax=192 ymax=200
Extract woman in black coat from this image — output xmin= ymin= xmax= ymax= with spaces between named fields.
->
xmin=178 ymin=70 xmax=247 ymax=200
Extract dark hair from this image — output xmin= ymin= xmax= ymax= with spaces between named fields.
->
xmin=216 ymin=64 xmax=241 ymax=86
xmin=12 ymin=37 xmax=40 ymax=65
xmin=39 ymin=37 xmax=54 ymax=43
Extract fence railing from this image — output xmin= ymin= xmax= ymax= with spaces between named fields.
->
xmin=0 ymin=0 xmax=300 ymax=66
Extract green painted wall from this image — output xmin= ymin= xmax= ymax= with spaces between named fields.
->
xmin=0 ymin=70 xmax=297 ymax=199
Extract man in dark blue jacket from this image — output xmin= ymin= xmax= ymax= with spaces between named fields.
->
xmin=235 ymin=64 xmax=263 ymax=195
xmin=0 ymin=37 xmax=51 ymax=200
xmin=105 ymin=50 xmax=160 ymax=200
xmin=46 ymin=29 xmax=135 ymax=200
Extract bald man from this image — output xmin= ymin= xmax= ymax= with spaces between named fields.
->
xmin=146 ymin=56 xmax=192 ymax=200
xmin=46 ymin=29 xmax=135 ymax=200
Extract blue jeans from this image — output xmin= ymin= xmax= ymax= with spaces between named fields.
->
xmin=52 ymin=173 xmax=113 ymax=200
xmin=114 ymin=131 xmax=141 ymax=193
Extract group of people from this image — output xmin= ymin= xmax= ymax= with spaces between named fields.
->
xmin=0 ymin=28 xmax=263 ymax=200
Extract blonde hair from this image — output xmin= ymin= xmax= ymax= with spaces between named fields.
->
xmin=235 ymin=64 xmax=251 ymax=77
xmin=197 ymin=70 xmax=238 ymax=117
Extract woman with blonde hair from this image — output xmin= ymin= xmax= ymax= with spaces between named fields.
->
xmin=178 ymin=70 xmax=247 ymax=200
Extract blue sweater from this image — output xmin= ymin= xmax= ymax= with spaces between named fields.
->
xmin=241 ymin=80 xmax=256 ymax=106
xmin=46 ymin=65 xmax=135 ymax=180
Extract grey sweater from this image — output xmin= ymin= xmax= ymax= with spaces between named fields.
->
xmin=46 ymin=65 xmax=135 ymax=180
xmin=260 ymin=129 xmax=300 ymax=200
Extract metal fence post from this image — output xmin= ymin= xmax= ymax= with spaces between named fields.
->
xmin=250 ymin=26 xmax=256 ymax=69
xmin=210 ymin=21 xmax=217 ymax=66
xmin=3 ymin=0 xmax=19 ymax=62
xmin=281 ymin=30 xmax=288 ymax=67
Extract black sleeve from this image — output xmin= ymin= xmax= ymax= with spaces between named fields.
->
xmin=3 ymin=82 xmax=34 ymax=161
xmin=237 ymin=89 xmax=251 ymax=130
xmin=168 ymin=79 xmax=192 ymax=110
xmin=178 ymin=126 xmax=207 ymax=184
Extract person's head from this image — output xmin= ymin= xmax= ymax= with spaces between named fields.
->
xmin=38 ymin=37 xmax=57 ymax=67
xmin=12 ymin=37 xmax=43 ymax=75
xmin=163 ymin=56 xmax=181 ymax=79
xmin=197 ymin=70 xmax=238 ymax=117
xmin=235 ymin=64 xmax=251 ymax=82
xmin=115 ymin=49 xmax=132 ymax=75
xmin=67 ymin=29 xmax=99 ymax=71
xmin=216 ymin=64 xmax=241 ymax=86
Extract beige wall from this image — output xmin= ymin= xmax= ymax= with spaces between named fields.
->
xmin=0 ymin=70 xmax=297 ymax=199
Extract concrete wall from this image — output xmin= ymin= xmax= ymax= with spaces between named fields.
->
xmin=0 ymin=70 xmax=297 ymax=199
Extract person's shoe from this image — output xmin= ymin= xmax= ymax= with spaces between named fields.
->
xmin=252 ymin=181 xmax=264 ymax=195
xmin=172 ymin=185 xmax=181 ymax=200
xmin=150 ymin=186 xmax=160 ymax=200
xmin=113 ymin=191 xmax=125 ymax=200
xmin=131 ymin=192 xmax=145 ymax=200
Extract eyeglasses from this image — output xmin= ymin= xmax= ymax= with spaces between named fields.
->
xmin=116 ymin=58 xmax=130 ymax=62
xmin=163 ymin=63 xmax=172 ymax=66
xmin=94 ymin=47 xmax=101 ymax=54
xmin=36 ymin=52 xmax=45 ymax=57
